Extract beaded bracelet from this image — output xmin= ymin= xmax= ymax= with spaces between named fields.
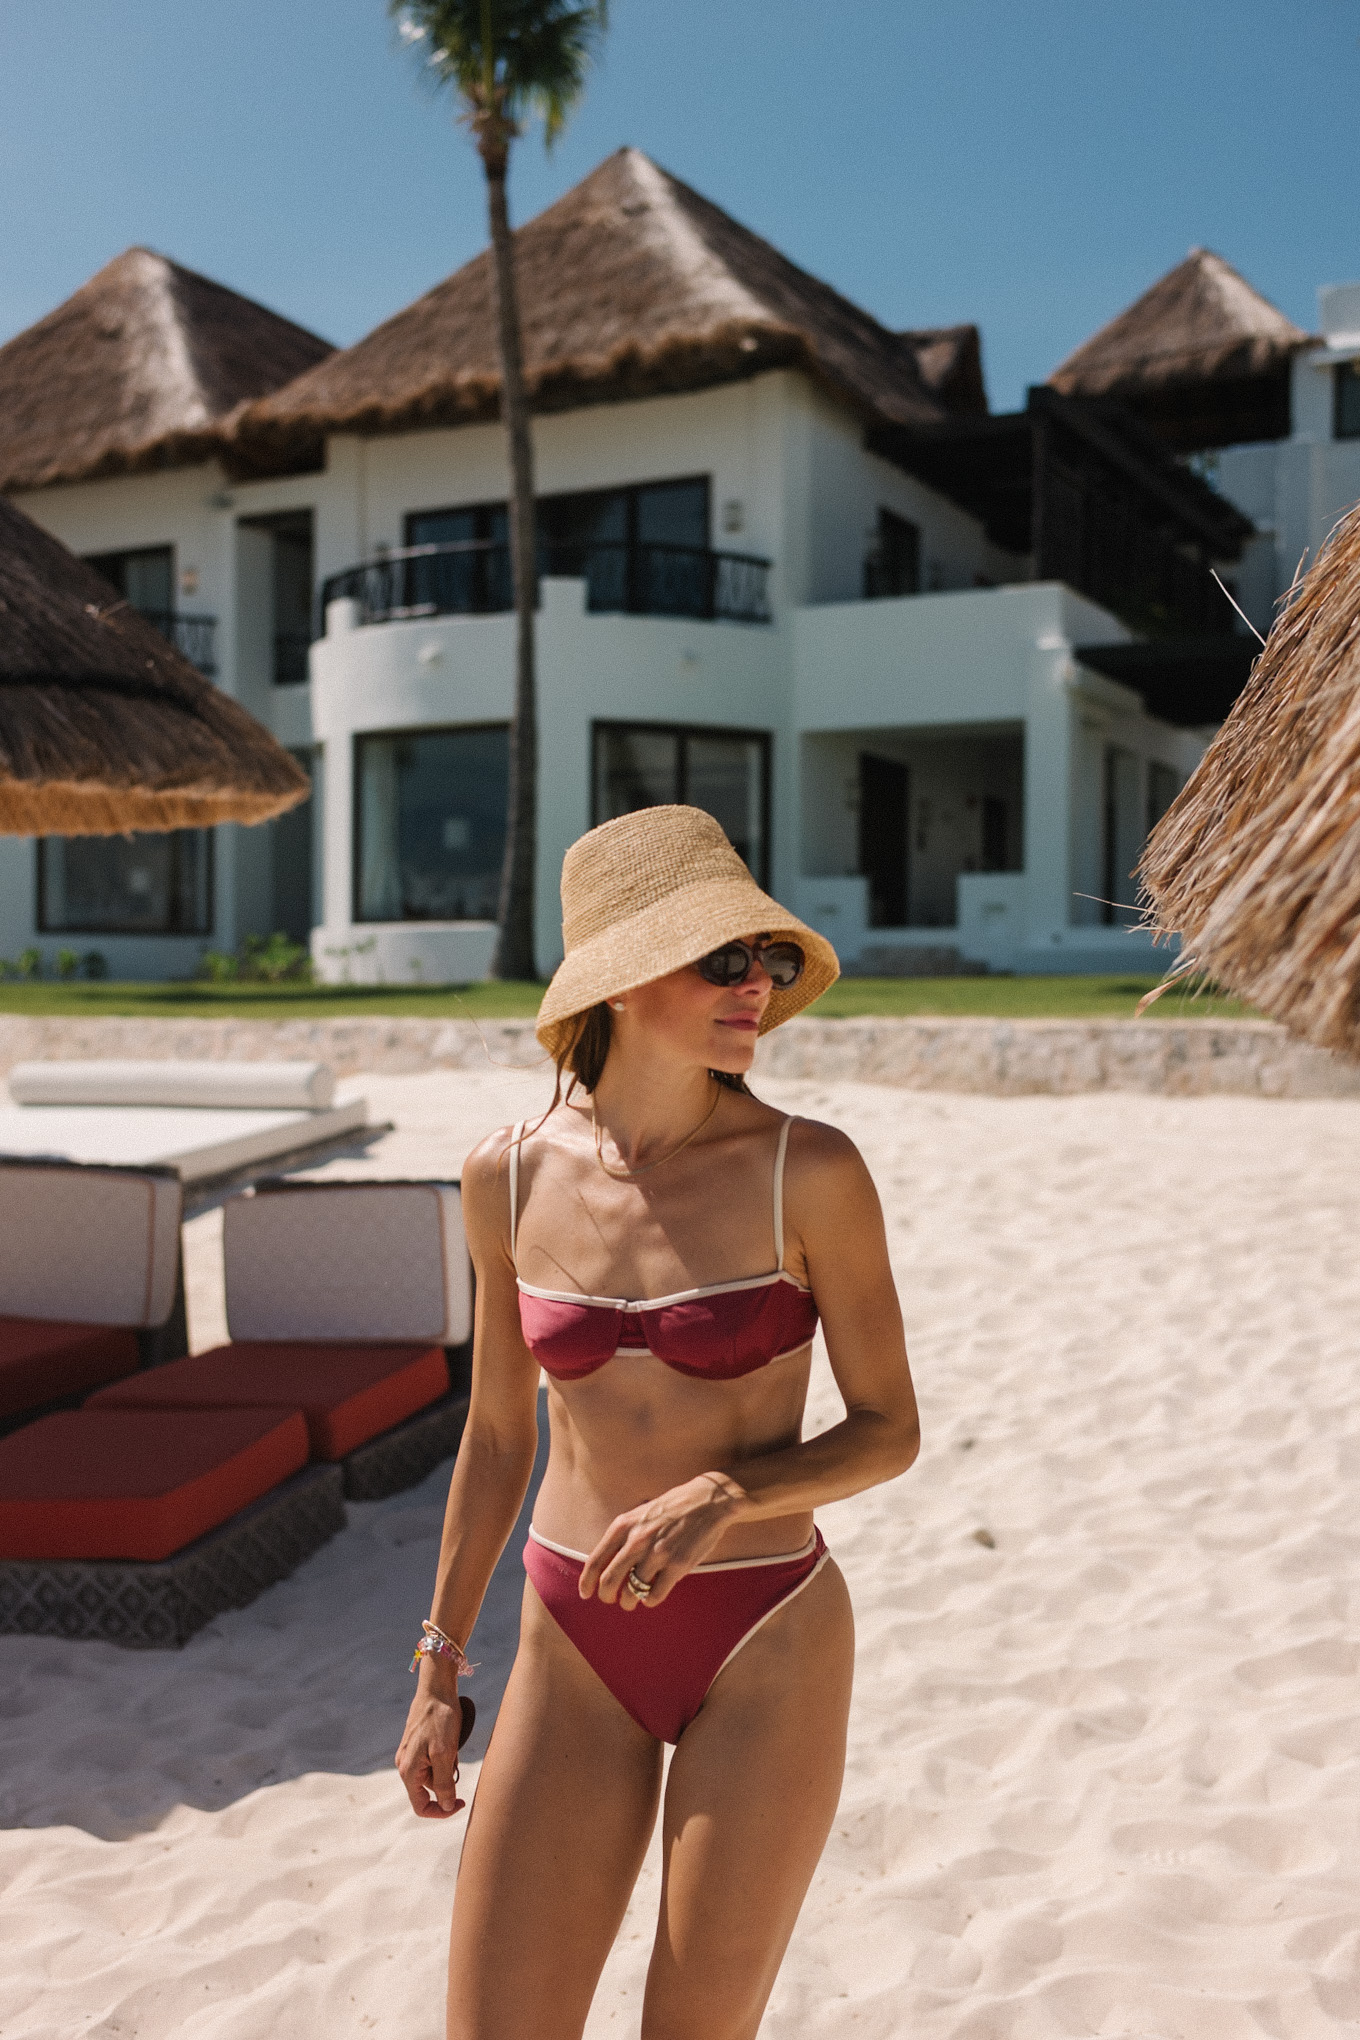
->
xmin=409 ymin=1620 xmax=477 ymax=1677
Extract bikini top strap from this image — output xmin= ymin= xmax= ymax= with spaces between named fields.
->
xmin=773 ymin=1116 xmax=794 ymax=1271
xmin=508 ymin=1122 xmax=524 ymax=1267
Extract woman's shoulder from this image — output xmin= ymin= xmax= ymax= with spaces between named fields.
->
xmin=462 ymin=1106 xmax=584 ymax=1197
xmin=761 ymin=1104 xmax=862 ymax=1169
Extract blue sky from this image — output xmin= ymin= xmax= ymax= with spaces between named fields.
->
xmin=2 ymin=1 xmax=1358 ymax=411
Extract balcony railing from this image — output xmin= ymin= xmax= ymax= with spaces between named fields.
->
xmin=141 ymin=610 xmax=218 ymax=675
xmin=321 ymin=539 xmax=772 ymax=627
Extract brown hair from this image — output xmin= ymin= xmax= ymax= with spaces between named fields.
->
xmin=534 ymin=1003 xmax=749 ymax=1128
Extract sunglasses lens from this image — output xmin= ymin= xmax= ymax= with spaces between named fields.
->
xmin=696 ymin=942 xmax=752 ymax=986
xmin=761 ymin=943 xmax=805 ymax=988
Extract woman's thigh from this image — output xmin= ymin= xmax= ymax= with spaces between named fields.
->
xmin=641 ymin=1558 xmax=855 ymax=2040
xmin=448 ymin=1580 xmax=664 ymax=2040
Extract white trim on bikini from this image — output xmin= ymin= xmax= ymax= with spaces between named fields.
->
xmin=512 ymin=1113 xmax=806 ymax=1305
xmin=527 ymin=1524 xmax=818 ymax=1572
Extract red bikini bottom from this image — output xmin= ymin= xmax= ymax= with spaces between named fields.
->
xmin=523 ymin=1526 xmax=829 ymax=1744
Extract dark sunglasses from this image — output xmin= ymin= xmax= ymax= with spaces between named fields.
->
xmin=695 ymin=935 xmax=806 ymax=990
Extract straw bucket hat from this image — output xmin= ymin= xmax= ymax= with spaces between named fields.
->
xmin=535 ymin=805 xmax=839 ymax=1059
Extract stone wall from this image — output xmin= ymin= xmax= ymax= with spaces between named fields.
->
xmin=1 ymin=1013 xmax=1357 ymax=1098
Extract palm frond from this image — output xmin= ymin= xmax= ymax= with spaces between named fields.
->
xmin=391 ymin=0 xmax=608 ymax=145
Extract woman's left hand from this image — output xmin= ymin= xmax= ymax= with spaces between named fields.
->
xmin=580 ymin=1473 xmax=742 ymax=1609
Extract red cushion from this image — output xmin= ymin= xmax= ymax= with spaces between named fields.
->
xmin=0 ymin=1407 xmax=309 ymax=1560
xmin=0 ymin=1318 xmax=140 ymax=1422
xmin=89 ymin=1342 xmax=449 ymax=1460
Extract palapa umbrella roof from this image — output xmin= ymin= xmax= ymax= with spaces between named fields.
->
xmin=1140 ymin=504 xmax=1360 ymax=1059
xmin=0 ymin=497 xmax=309 ymax=835
xmin=234 ymin=148 xmax=951 ymax=471
xmin=0 ymin=247 xmax=333 ymax=494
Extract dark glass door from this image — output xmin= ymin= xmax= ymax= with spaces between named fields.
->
xmin=859 ymin=754 xmax=909 ymax=928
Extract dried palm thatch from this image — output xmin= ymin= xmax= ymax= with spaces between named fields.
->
xmin=1140 ymin=504 xmax=1360 ymax=1058
xmin=0 ymin=247 xmax=332 ymax=494
xmin=235 ymin=148 xmax=949 ymax=472
xmin=899 ymin=325 xmax=987 ymax=417
xmin=1049 ymin=248 xmax=1308 ymax=452
xmin=0 ymin=498 xmax=309 ymax=834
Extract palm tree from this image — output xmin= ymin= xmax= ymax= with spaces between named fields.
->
xmin=392 ymin=0 xmax=609 ymax=980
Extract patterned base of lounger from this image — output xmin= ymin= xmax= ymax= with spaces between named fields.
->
xmin=0 ymin=1464 xmax=345 ymax=1649
xmin=341 ymin=1391 xmax=470 ymax=1502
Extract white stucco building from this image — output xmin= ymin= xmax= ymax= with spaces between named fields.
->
xmin=5 ymin=155 xmax=1308 ymax=985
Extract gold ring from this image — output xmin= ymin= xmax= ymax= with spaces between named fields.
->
xmin=627 ymin=1567 xmax=653 ymax=1600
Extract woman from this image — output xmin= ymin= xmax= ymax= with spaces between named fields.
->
xmin=397 ymin=805 xmax=919 ymax=2040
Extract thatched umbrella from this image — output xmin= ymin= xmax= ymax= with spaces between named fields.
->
xmin=0 ymin=497 xmax=308 ymax=834
xmin=1139 ymin=503 xmax=1360 ymax=1058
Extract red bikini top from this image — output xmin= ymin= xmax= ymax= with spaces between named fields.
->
xmin=511 ymin=1115 xmax=819 ymax=1382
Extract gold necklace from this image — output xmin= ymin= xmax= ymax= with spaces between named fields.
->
xmin=592 ymin=1082 xmax=721 ymax=1180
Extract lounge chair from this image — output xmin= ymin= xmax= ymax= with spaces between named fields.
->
xmin=0 ymin=1058 xmax=373 ymax=1193
xmin=0 ymin=1157 xmax=341 ymax=1648
xmin=0 ymin=1158 xmax=185 ymax=1438
xmin=89 ymin=1177 xmax=473 ymax=1501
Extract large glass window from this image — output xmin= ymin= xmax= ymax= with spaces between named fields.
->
xmin=592 ymin=722 xmax=769 ymax=885
xmin=1336 ymin=362 xmax=1360 ymax=440
xmin=239 ymin=511 xmax=315 ymax=684
xmin=38 ymin=830 xmax=213 ymax=935
xmin=405 ymin=503 xmax=511 ymax=614
xmin=84 ymin=546 xmax=174 ymax=617
xmin=354 ymin=725 xmax=509 ymax=922
xmin=404 ymin=477 xmax=713 ymax=618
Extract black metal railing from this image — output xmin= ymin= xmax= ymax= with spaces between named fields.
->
xmin=141 ymin=610 xmax=217 ymax=674
xmin=320 ymin=539 xmax=772 ymax=627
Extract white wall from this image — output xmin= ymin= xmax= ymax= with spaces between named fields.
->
xmin=310 ymin=576 xmax=788 ymax=980
xmin=789 ymin=378 xmax=1028 ymax=606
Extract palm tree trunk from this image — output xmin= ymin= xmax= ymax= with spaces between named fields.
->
xmin=483 ymin=153 xmax=538 ymax=980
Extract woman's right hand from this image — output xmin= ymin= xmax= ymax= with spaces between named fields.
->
xmin=396 ymin=1666 xmax=469 ymax=1818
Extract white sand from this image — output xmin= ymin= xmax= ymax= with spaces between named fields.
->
xmin=3 ymin=1070 xmax=1359 ymax=2038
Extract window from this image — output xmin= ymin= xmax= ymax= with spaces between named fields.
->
xmin=1336 ymin=362 xmax=1360 ymax=440
xmin=38 ymin=831 xmax=213 ymax=935
xmin=240 ymin=512 xmax=316 ymax=684
xmin=405 ymin=502 xmax=511 ymax=614
xmin=863 ymin=510 xmax=920 ymax=599
xmin=1147 ymin=761 xmax=1180 ymax=836
xmin=354 ymin=725 xmax=509 ymax=922
xmin=85 ymin=546 xmax=174 ymax=617
xmin=404 ymin=478 xmax=714 ymax=618
xmin=592 ymin=722 xmax=770 ymax=885
xmin=85 ymin=544 xmax=215 ymax=674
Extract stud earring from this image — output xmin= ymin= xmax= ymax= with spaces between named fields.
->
xmin=610 ymin=1000 xmax=625 ymax=1011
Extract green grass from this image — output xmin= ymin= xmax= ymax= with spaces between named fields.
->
xmin=0 ymin=974 xmax=1256 ymax=1022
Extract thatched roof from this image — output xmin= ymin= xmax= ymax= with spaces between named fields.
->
xmin=1140 ymin=504 xmax=1360 ymax=1059
xmin=1051 ymin=249 xmax=1307 ymax=399
xmin=899 ymin=325 xmax=987 ymax=417
xmin=1049 ymin=250 xmax=1309 ymax=451
xmin=0 ymin=497 xmax=309 ymax=834
xmin=235 ymin=148 xmax=950 ymax=471
xmin=0 ymin=248 xmax=333 ymax=494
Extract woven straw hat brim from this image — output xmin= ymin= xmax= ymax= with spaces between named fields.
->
xmin=535 ymin=874 xmax=838 ymax=1059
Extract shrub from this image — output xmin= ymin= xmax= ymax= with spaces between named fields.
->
xmin=196 ymin=933 xmax=313 ymax=985
xmin=55 ymin=949 xmax=80 ymax=981
xmin=82 ymin=951 xmax=108 ymax=980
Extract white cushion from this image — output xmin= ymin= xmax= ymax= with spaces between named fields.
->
xmin=224 ymin=1181 xmax=470 ymax=1346
xmin=8 ymin=1060 xmax=336 ymax=1111
xmin=0 ymin=1161 xmax=182 ymax=1327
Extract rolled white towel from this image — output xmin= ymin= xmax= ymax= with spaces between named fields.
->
xmin=7 ymin=1059 xmax=336 ymax=1112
